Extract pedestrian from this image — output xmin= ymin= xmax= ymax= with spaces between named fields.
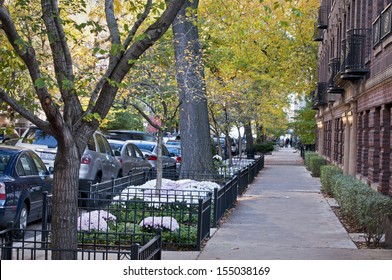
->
xmin=285 ymin=138 xmax=289 ymax=148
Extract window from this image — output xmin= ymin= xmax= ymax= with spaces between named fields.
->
xmin=133 ymin=146 xmax=145 ymax=159
xmin=30 ymin=152 xmax=47 ymax=176
xmin=22 ymin=128 xmax=57 ymax=148
xmin=17 ymin=154 xmax=36 ymax=176
xmin=87 ymin=136 xmax=96 ymax=151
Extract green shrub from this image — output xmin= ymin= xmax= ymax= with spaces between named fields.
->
xmin=330 ymin=174 xmax=392 ymax=246
xmin=254 ymin=143 xmax=274 ymax=154
xmin=304 ymin=151 xmax=318 ymax=169
xmin=356 ymin=192 xmax=392 ymax=246
xmin=320 ymin=165 xmax=343 ymax=196
xmin=308 ymin=155 xmax=327 ymax=177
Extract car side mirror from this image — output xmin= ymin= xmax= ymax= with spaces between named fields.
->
xmin=114 ymin=150 xmax=121 ymax=156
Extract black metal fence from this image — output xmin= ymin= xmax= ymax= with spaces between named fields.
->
xmin=0 ymin=155 xmax=265 ymax=259
xmin=0 ymin=225 xmax=162 ymax=260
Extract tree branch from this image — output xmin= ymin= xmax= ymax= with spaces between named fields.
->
xmin=81 ymin=0 xmax=185 ymax=127
xmin=132 ymin=102 xmax=162 ymax=131
xmin=0 ymin=4 xmax=63 ymax=133
xmin=41 ymin=0 xmax=83 ymax=126
xmin=84 ymin=0 xmax=153 ymax=118
xmin=0 ymin=88 xmax=51 ymax=132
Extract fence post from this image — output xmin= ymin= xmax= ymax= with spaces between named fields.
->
xmin=213 ymin=187 xmax=218 ymax=228
xmin=156 ymin=228 xmax=162 ymax=260
xmin=111 ymin=177 xmax=115 ymax=195
xmin=1 ymin=222 xmax=14 ymax=260
xmin=196 ymin=198 xmax=203 ymax=251
xmin=41 ymin=191 xmax=49 ymax=248
xmin=131 ymin=243 xmax=140 ymax=260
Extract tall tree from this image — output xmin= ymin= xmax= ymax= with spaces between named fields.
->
xmin=200 ymin=0 xmax=318 ymax=147
xmin=171 ymin=0 xmax=214 ymax=172
xmin=0 ymin=0 xmax=185 ymax=259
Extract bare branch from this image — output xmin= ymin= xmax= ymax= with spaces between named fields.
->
xmin=132 ymin=102 xmax=162 ymax=131
xmin=105 ymin=0 xmax=121 ymax=45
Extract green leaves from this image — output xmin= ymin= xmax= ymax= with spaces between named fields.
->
xmin=83 ymin=112 xmax=102 ymax=123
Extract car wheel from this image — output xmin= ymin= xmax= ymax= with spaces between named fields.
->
xmin=14 ymin=203 xmax=28 ymax=239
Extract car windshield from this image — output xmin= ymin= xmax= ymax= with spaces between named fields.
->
xmin=0 ymin=150 xmax=14 ymax=174
xmin=22 ymin=128 xmax=58 ymax=148
xmin=134 ymin=143 xmax=155 ymax=152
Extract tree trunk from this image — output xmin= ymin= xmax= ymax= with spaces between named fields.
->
xmin=245 ymin=121 xmax=254 ymax=159
xmin=51 ymin=138 xmax=81 ymax=260
xmin=156 ymin=130 xmax=163 ymax=190
xmin=172 ymin=0 xmax=214 ymax=173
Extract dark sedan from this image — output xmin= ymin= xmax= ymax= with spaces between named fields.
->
xmin=0 ymin=145 xmax=53 ymax=234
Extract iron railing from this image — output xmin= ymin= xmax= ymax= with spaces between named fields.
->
xmin=341 ymin=29 xmax=372 ymax=79
xmin=0 ymin=155 xmax=265 ymax=259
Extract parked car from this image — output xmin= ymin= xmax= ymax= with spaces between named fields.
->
xmin=15 ymin=127 xmax=121 ymax=192
xmin=165 ymin=140 xmax=181 ymax=147
xmin=129 ymin=140 xmax=177 ymax=171
xmin=79 ymin=132 xmax=122 ymax=190
xmin=166 ymin=145 xmax=182 ymax=169
xmin=0 ymin=145 xmax=53 ymax=235
xmin=108 ymin=139 xmax=152 ymax=176
xmin=15 ymin=127 xmax=57 ymax=168
xmin=106 ymin=130 xmax=157 ymax=142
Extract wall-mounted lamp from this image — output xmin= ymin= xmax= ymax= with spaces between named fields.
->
xmin=317 ymin=121 xmax=323 ymax=129
xmin=342 ymin=112 xmax=347 ymax=125
xmin=347 ymin=110 xmax=353 ymax=125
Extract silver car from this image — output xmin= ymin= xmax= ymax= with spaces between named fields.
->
xmin=129 ymin=140 xmax=177 ymax=171
xmin=15 ymin=127 xmax=121 ymax=191
xmin=108 ymin=139 xmax=152 ymax=176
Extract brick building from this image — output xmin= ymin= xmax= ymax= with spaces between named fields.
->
xmin=313 ymin=0 xmax=392 ymax=196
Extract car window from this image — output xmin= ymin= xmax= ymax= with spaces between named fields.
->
xmin=87 ymin=136 xmax=96 ymax=151
xmin=162 ymin=145 xmax=170 ymax=156
xmin=101 ymin=136 xmax=114 ymax=156
xmin=21 ymin=128 xmax=57 ymax=148
xmin=0 ymin=152 xmax=12 ymax=174
xmin=30 ymin=152 xmax=48 ymax=176
xmin=96 ymin=134 xmax=113 ymax=156
xmin=96 ymin=134 xmax=106 ymax=154
xmin=126 ymin=144 xmax=136 ymax=157
xmin=17 ymin=154 xmax=37 ymax=176
xmin=133 ymin=145 xmax=145 ymax=159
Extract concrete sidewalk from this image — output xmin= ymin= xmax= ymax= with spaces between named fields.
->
xmin=163 ymin=148 xmax=392 ymax=260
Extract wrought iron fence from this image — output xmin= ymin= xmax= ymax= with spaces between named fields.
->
xmin=0 ymin=226 xmax=161 ymax=260
xmin=0 ymin=155 xmax=265 ymax=259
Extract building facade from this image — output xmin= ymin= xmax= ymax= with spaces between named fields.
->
xmin=313 ymin=0 xmax=392 ymax=196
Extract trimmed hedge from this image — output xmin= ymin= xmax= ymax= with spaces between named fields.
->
xmin=308 ymin=155 xmax=327 ymax=177
xmin=254 ymin=143 xmax=275 ymax=154
xmin=329 ymin=174 xmax=392 ymax=246
xmin=304 ymin=151 xmax=318 ymax=169
xmin=320 ymin=165 xmax=343 ymax=196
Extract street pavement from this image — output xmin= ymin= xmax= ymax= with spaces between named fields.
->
xmin=163 ymin=147 xmax=392 ymax=260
